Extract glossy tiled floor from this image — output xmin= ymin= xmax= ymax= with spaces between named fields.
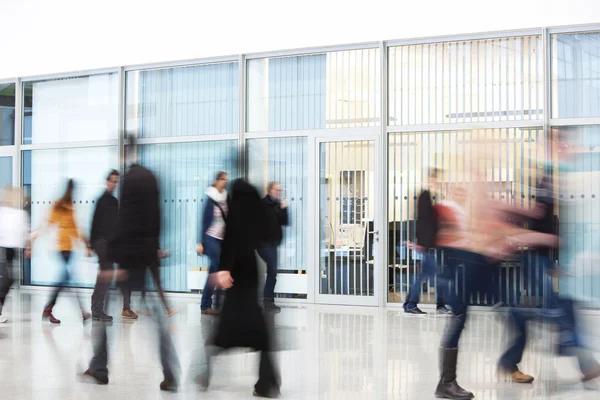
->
xmin=1 ymin=289 xmax=599 ymax=399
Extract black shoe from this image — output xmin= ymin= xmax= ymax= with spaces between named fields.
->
xmin=263 ymin=301 xmax=281 ymax=313
xmin=404 ymin=307 xmax=427 ymax=316
xmin=92 ymin=313 xmax=113 ymax=322
xmin=436 ymin=306 xmax=452 ymax=315
xmin=82 ymin=369 xmax=109 ymax=385
xmin=160 ymin=379 xmax=178 ymax=392
xmin=435 ymin=348 xmax=474 ymax=399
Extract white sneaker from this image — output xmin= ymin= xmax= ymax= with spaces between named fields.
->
xmin=0 ymin=316 xmax=7 ymax=323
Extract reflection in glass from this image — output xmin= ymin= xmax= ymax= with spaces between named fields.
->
xmin=22 ymin=74 xmax=118 ymax=145
xmin=247 ymin=49 xmax=380 ymax=132
xmin=389 ymin=36 xmax=543 ymax=125
xmin=552 ymin=32 xmax=600 ymax=118
xmin=138 ymin=140 xmax=238 ymax=292
xmin=553 ymin=125 xmax=600 ymax=306
xmin=319 ymin=141 xmax=375 ymax=297
xmin=126 ymin=63 xmax=239 ymax=138
xmin=388 ymin=129 xmax=546 ymax=305
xmin=247 ymin=137 xmax=308 ymax=297
xmin=0 ymin=157 xmax=12 ymax=186
xmin=0 ymin=83 xmax=16 ymax=146
xmin=22 ymin=147 xmax=117 ymax=286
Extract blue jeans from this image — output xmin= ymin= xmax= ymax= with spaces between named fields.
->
xmin=404 ymin=250 xmax=446 ymax=310
xmin=441 ymin=249 xmax=489 ymax=348
xmin=201 ymin=236 xmax=222 ymax=311
xmin=519 ymin=250 xmax=558 ymax=309
xmin=498 ymin=297 xmax=595 ymax=372
xmin=258 ymin=245 xmax=278 ymax=302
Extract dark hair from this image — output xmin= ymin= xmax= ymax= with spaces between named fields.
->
xmin=107 ymin=169 xmax=119 ymax=181
xmin=214 ymin=171 xmax=227 ymax=182
xmin=55 ymin=179 xmax=75 ymax=211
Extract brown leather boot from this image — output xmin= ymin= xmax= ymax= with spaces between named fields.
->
xmin=43 ymin=304 xmax=61 ymax=324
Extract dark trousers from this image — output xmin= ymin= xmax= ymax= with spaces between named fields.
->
xmin=257 ymin=245 xmax=278 ymax=302
xmin=91 ymin=239 xmax=132 ymax=315
xmin=46 ymin=251 xmax=84 ymax=311
xmin=440 ymin=249 xmax=489 ymax=348
xmin=201 ymin=236 xmax=222 ymax=311
xmin=404 ymin=250 xmax=446 ymax=310
xmin=0 ymin=248 xmax=15 ymax=314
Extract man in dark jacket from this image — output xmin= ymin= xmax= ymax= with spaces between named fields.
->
xmin=257 ymin=182 xmax=289 ymax=312
xmin=84 ymin=135 xmax=179 ymax=390
xmin=89 ymin=169 xmax=136 ymax=321
xmin=404 ymin=169 xmax=451 ymax=315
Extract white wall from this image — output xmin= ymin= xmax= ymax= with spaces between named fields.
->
xmin=2 ymin=0 xmax=600 ymax=79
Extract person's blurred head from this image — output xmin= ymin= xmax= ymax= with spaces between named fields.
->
xmin=1 ymin=186 xmax=23 ymax=209
xmin=106 ymin=169 xmax=119 ymax=193
xmin=213 ymin=171 xmax=228 ymax=193
xmin=267 ymin=182 xmax=281 ymax=199
xmin=124 ymin=134 xmax=137 ymax=165
xmin=55 ymin=179 xmax=75 ymax=210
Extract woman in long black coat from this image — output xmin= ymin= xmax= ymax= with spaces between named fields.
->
xmin=202 ymin=179 xmax=280 ymax=398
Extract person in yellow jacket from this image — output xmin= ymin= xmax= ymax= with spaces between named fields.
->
xmin=28 ymin=179 xmax=92 ymax=324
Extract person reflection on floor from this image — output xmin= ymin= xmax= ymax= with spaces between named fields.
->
xmin=198 ymin=179 xmax=281 ymax=398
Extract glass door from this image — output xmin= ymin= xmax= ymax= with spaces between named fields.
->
xmin=315 ymin=137 xmax=382 ymax=306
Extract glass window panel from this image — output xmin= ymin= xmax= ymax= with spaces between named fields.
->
xmin=388 ymin=128 xmax=546 ymax=305
xmin=22 ymin=74 xmax=118 ymax=145
xmin=389 ymin=36 xmax=543 ymax=125
xmin=126 ymin=62 xmax=239 ymax=138
xmin=553 ymin=125 xmax=600 ymax=306
xmin=247 ymin=48 xmax=380 ymax=132
xmin=0 ymin=156 xmax=12 ymax=186
xmin=22 ymin=147 xmax=117 ymax=287
xmin=247 ymin=137 xmax=308 ymax=298
xmin=0 ymin=83 xmax=15 ymax=146
xmin=552 ymin=32 xmax=600 ymax=118
xmin=138 ymin=140 xmax=238 ymax=292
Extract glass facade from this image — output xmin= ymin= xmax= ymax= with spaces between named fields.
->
xmin=22 ymin=147 xmax=117 ymax=286
xmin=389 ymin=36 xmax=543 ymax=125
xmin=23 ymin=74 xmax=118 ymax=145
xmin=388 ymin=128 xmax=546 ymax=305
xmin=138 ymin=141 xmax=238 ymax=292
xmin=0 ymin=83 xmax=15 ymax=146
xmin=552 ymin=32 xmax=600 ymax=118
xmin=247 ymin=137 xmax=308 ymax=297
xmin=247 ymin=48 xmax=380 ymax=132
xmin=126 ymin=63 xmax=239 ymax=137
xmin=5 ymin=26 xmax=600 ymax=308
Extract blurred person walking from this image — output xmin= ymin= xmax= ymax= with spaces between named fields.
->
xmin=497 ymin=172 xmax=600 ymax=385
xmin=197 ymin=171 xmax=230 ymax=315
xmin=199 ymin=179 xmax=281 ymax=398
xmin=404 ymin=169 xmax=452 ymax=316
xmin=84 ymin=135 xmax=180 ymax=390
xmin=29 ymin=179 xmax=92 ymax=324
xmin=257 ymin=181 xmax=289 ymax=312
xmin=0 ymin=186 xmax=30 ymax=323
xmin=89 ymin=169 xmax=137 ymax=321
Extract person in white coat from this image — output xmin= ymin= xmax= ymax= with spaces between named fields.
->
xmin=0 ymin=186 xmax=30 ymax=323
